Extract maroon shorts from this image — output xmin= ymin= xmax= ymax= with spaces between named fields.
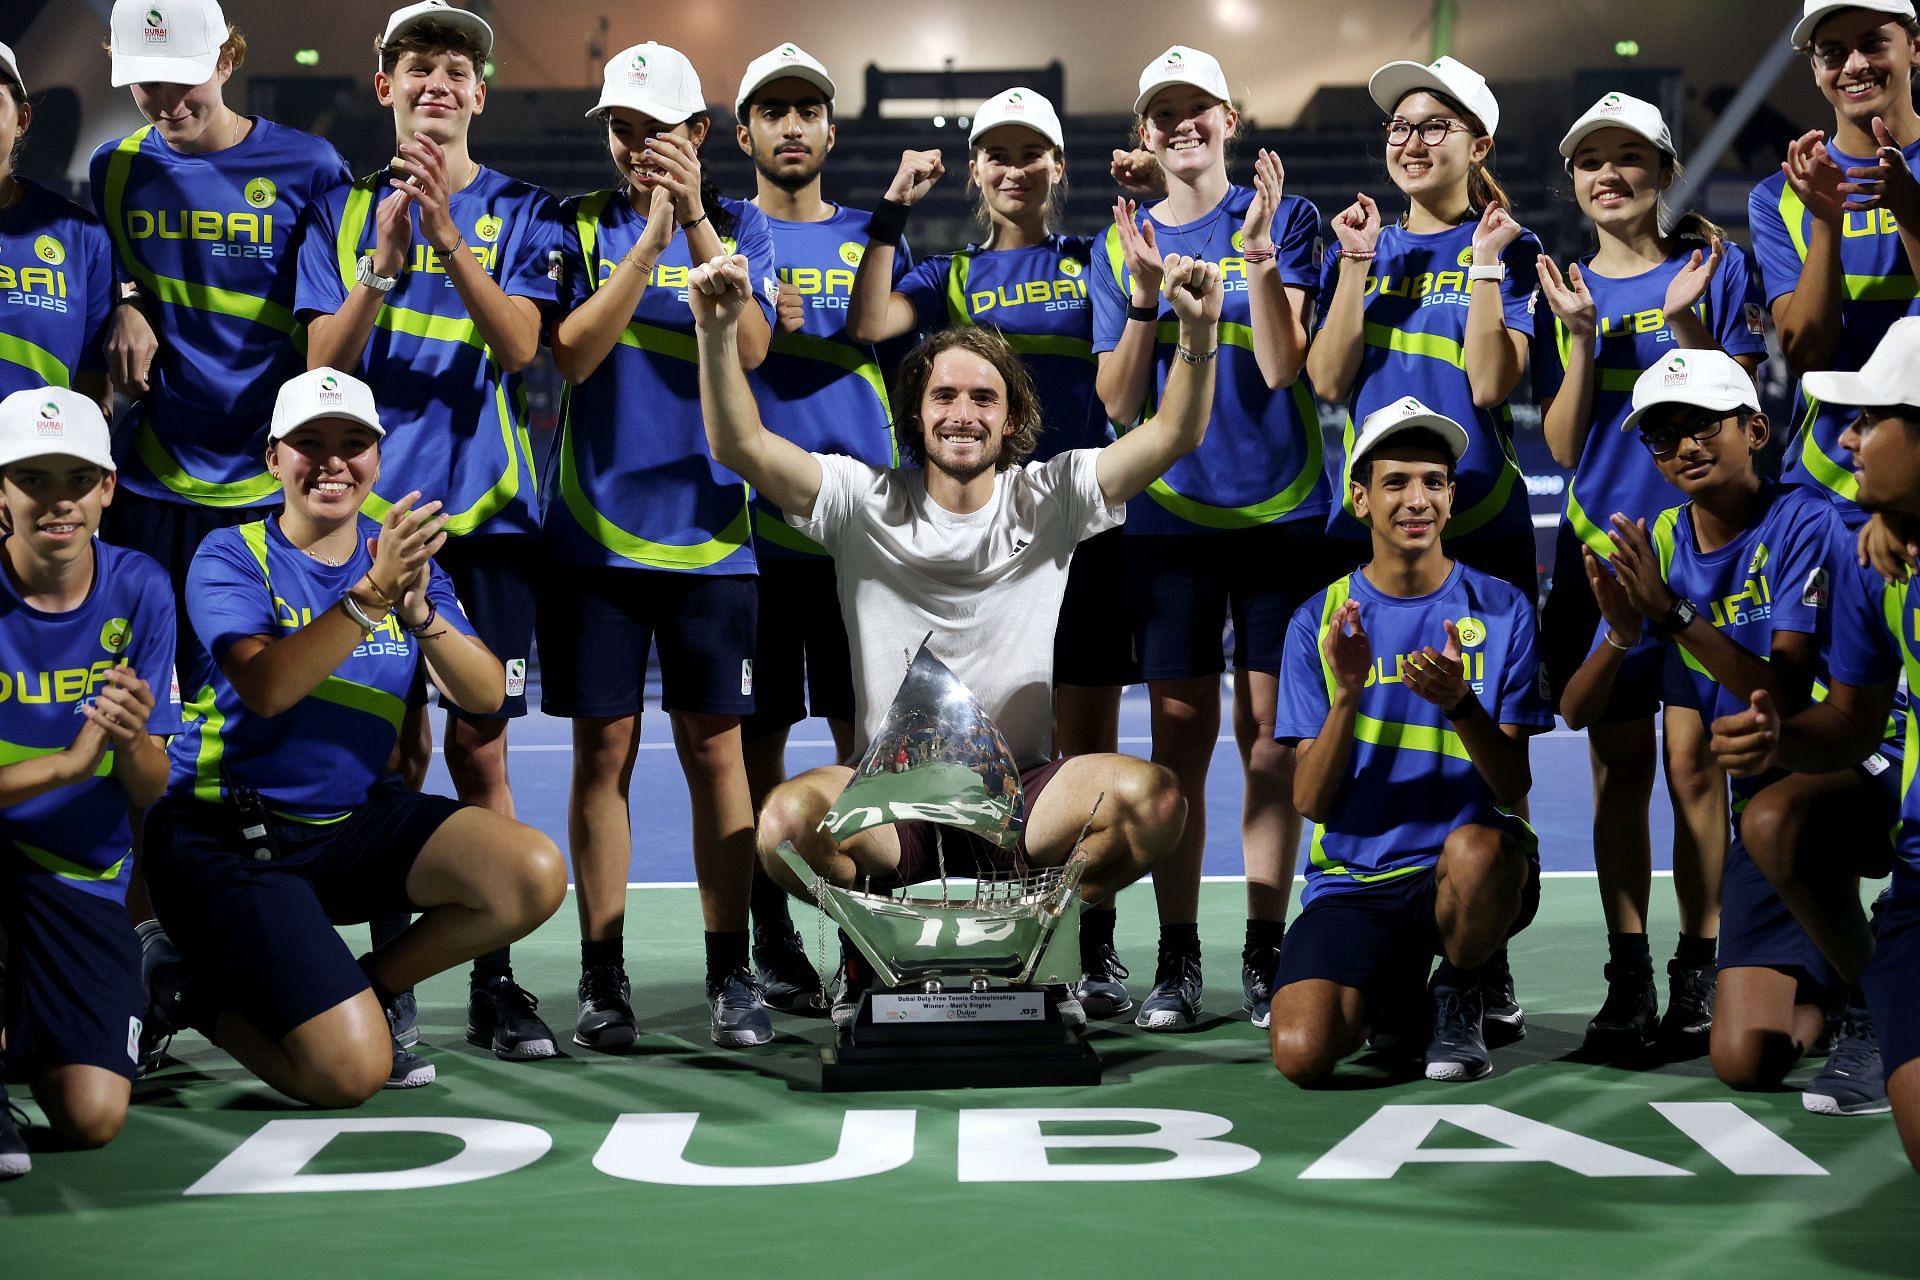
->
xmin=881 ymin=757 xmax=1072 ymax=889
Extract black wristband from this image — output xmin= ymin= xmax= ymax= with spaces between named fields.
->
xmin=867 ymin=198 xmax=911 ymax=247
xmin=1442 ymin=692 xmax=1478 ymax=722
xmin=1126 ymin=302 xmax=1159 ymax=323
xmin=679 ymin=213 xmax=709 ymax=230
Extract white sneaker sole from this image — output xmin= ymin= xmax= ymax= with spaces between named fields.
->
xmin=0 ymin=1152 xmax=30 ymax=1179
xmin=1802 ymin=1090 xmax=1892 ymax=1116
xmin=1134 ymin=1006 xmax=1199 ymax=1030
xmin=712 ymin=1028 xmax=775 ymax=1048
xmin=496 ymin=1038 xmax=558 ymax=1061
xmin=384 ymin=1062 xmax=436 ymax=1089
xmin=1424 ymin=1059 xmax=1492 ymax=1082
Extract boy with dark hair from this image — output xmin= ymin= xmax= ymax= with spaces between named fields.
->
xmin=1270 ymin=397 xmax=1550 ymax=1086
xmin=294 ymin=0 xmax=563 ymax=1061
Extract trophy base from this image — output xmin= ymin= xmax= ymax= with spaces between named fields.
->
xmin=819 ymin=986 xmax=1102 ymax=1092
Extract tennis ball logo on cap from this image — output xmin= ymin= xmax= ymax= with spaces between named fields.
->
xmin=838 ymin=241 xmax=864 ymax=267
xmin=245 ymin=178 xmax=278 ymax=209
xmin=101 ymin=619 xmax=132 ymax=654
xmin=1455 ymin=617 xmax=1487 ymax=648
xmin=1662 ymin=353 xmax=1690 ymax=386
xmin=475 ymin=214 xmax=503 ymax=243
xmin=144 ymin=8 xmax=169 ymax=44
xmin=34 ymin=236 xmax=64 ymax=266
xmin=35 ymin=402 xmax=63 ymax=437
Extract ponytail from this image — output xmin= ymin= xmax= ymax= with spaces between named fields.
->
xmin=1657 ymin=159 xmax=1721 ymax=251
xmin=1467 ymin=159 xmax=1511 ymax=215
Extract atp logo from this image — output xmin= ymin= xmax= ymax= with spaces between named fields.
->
xmin=244 ymin=178 xmax=278 ymax=209
xmin=33 ymin=235 xmax=64 ymax=266
xmin=839 ymin=241 xmax=864 ymax=267
xmin=101 ymin=618 xmax=132 ymax=654
xmin=474 ymin=215 xmax=503 ymax=244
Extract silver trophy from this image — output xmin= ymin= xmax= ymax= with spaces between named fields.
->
xmin=777 ymin=638 xmax=1102 ymax=1089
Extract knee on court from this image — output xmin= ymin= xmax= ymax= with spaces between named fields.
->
xmin=1709 ymin=1028 xmax=1797 ymax=1093
xmin=1268 ymin=1020 xmax=1341 ymax=1086
xmin=38 ymin=1085 xmax=130 ymax=1149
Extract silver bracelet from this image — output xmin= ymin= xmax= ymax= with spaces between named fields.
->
xmin=340 ymin=590 xmax=383 ymax=635
xmin=1175 ymin=345 xmax=1219 ymax=364
xmin=1603 ymin=629 xmax=1634 ymax=652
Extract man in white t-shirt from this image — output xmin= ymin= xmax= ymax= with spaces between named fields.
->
xmin=687 ymin=247 xmax=1222 ymax=996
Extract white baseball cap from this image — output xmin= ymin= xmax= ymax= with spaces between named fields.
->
xmin=969 ymin=87 xmax=1064 ymax=149
xmin=379 ymin=2 xmax=494 ymax=69
xmin=1793 ymin=1 xmax=1916 ymax=48
xmin=1369 ymin=55 xmax=1500 ymax=138
xmin=1349 ymin=396 xmax=1470 ymax=478
xmin=269 ymin=368 xmax=386 ymax=441
xmin=109 ymin=0 xmax=228 ymax=89
xmin=734 ymin=43 xmax=834 ymax=120
xmin=0 ymin=41 xmax=25 ymax=96
xmin=591 ymin=42 xmax=705 ymax=124
xmin=1559 ymin=91 xmax=1676 ymax=159
xmin=1133 ymin=45 xmax=1232 ymax=116
xmin=1803 ymin=316 xmax=1920 ymax=408
xmin=0 ymin=388 xmax=116 ymax=472
xmin=1621 ymin=350 xmax=1762 ymax=435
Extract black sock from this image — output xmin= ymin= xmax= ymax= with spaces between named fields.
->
xmin=1607 ymin=932 xmax=1653 ymax=972
xmin=705 ymin=930 xmax=750 ymax=979
xmin=1433 ymin=959 xmax=1482 ymax=990
xmin=1160 ymin=923 xmax=1201 ymax=956
xmin=581 ymin=938 xmax=623 ymax=971
xmin=1243 ymin=918 xmax=1287 ymax=958
xmin=749 ymin=867 xmax=794 ymax=932
xmin=1081 ymin=904 xmax=1117 ymax=953
xmin=357 ymin=957 xmax=399 ymax=1015
xmin=471 ymin=947 xmax=512 ymax=986
xmin=1673 ymin=932 xmax=1717 ymax=969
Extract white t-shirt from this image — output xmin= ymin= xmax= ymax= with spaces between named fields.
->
xmin=792 ymin=449 xmax=1124 ymax=768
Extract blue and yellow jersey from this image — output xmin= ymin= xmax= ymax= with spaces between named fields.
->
xmin=0 ymin=180 xmax=114 ymax=397
xmin=1091 ymin=185 xmax=1331 ymax=535
xmin=1749 ymin=137 xmax=1920 ymax=523
xmin=89 ymin=118 xmax=352 ymax=509
xmin=546 ymin=191 xmax=776 ymax=575
xmin=1315 ymin=221 xmax=1539 ymax=543
xmin=1 ymin=539 xmax=181 ymax=903
xmin=1274 ymin=561 xmax=1551 ymax=902
xmin=166 ymin=516 xmax=474 ymax=817
xmin=1534 ymin=247 xmax=1767 ymax=556
xmin=1827 ymin=562 xmax=1920 ymax=897
xmin=750 ymin=206 xmax=907 ymax=560
xmin=294 ymin=166 xmax=561 ymax=541
xmin=898 ymin=234 xmax=1108 ymax=462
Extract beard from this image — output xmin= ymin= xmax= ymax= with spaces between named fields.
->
xmin=752 ymin=144 xmax=825 ymax=193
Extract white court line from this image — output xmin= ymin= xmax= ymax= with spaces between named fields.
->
xmin=604 ymin=870 xmax=1658 ymax=889
xmin=474 ymin=729 xmax=1596 ymax=753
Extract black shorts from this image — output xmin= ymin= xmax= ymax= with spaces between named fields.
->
xmin=101 ymin=487 xmax=267 ymax=666
xmin=1 ymin=867 xmax=144 ymax=1082
xmin=742 ymin=555 xmax=855 ymax=737
xmin=1540 ymin=524 xmax=1662 ymax=720
xmin=878 ymin=757 xmax=1071 ymax=890
xmin=538 ymin=562 xmax=757 ymax=719
xmin=1864 ymin=886 xmax=1920 ymax=1076
xmin=1126 ymin=522 xmax=1364 ymax=681
xmin=426 ymin=534 xmax=541 ymax=720
xmin=1055 ymin=527 xmax=1137 ymax=689
xmin=1274 ymin=828 xmax=1541 ymax=996
xmin=141 ymin=782 xmax=467 ymax=1041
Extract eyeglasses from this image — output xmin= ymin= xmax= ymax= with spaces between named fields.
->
xmin=1639 ymin=415 xmax=1730 ymax=459
xmin=1385 ymin=118 xmax=1471 ymax=147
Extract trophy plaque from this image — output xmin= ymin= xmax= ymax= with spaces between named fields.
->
xmin=778 ymin=639 xmax=1102 ymax=1091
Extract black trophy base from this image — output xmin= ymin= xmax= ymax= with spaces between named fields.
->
xmin=820 ymin=985 xmax=1102 ymax=1092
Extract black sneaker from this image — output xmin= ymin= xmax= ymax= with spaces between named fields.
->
xmin=1073 ymin=941 xmax=1132 ymax=1018
xmin=466 ymin=976 xmax=559 ymax=1061
xmin=384 ymin=1004 xmax=435 ymax=1089
xmin=1242 ymin=944 xmax=1283 ymax=1030
xmin=0 ymin=1082 xmax=29 ymax=1180
xmin=1479 ymin=947 xmax=1526 ymax=1047
xmin=1584 ymin=963 xmax=1658 ymax=1058
xmin=754 ymin=924 xmax=827 ymax=1015
xmin=1134 ymin=948 xmax=1203 ymax=1030
xmin=1657 ymin=960 xmax=1715 ymax=1058
xmin=1425 ymin=982 xmax=1493 ymax=1081
xmin=830 ymin=947 xmax=873 ymax=1031
xmin=390 ymin=989 xmax=420 ymax=1049
xmin=574 ymin=965 xmax=637 ymax=1050
xmin=137 ymin=924 xmax=196 ymax=1076
xmin=1803 ymin=1006 xmax=1891 ymax=1115
xmin=708 ymin=967 xmax=775 ymax=1047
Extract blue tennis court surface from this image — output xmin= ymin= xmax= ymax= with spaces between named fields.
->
xmin=423 ymin=677 xmax=1668 ymax=884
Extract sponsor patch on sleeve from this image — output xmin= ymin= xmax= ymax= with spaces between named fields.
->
xmin=1800 ymin=567 xmax=1830 ymax=609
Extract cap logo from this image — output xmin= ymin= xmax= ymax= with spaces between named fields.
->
xmin=779 ymin=44 xmax=799 ymax=60
xmin=1600 ymin=92 xmax=1623 ymax=114
xmin=316 ymin=374 xmax=344 ymax=405
xmin=101 ymin=619 xmax=132 ymax=653
xmin=475 ymin=214 xmax=503 ymax=243
xmin=1166 ymin=50 xmax=1185 ymax=66
xmin=36 ymin=402 xmax=63 ymax=437
xmin=33 ymin=235 xmax=64 ymax=266
xmin=838 ymin=241 xmax=864 ymax=267
xmin=1663 ymin=354 xmax=1689 ymax=386
xmin=245 ymin=177 xmax=278 ymax=209
xmin=143 ymin=8 xmax=169 ymax=45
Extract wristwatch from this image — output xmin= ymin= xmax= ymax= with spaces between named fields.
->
xmin=1648 ymin=596 xmax=1698 ymax=638
xmin=355 ymin=253 xmax=399 ymax=293
xmin=1467 ymin=259 xmax=1506 ymax=283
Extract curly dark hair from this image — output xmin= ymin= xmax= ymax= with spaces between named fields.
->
xmin=892 ymin=327 xmax=1044 ymax=472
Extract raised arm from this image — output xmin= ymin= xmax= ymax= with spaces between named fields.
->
xmin=846 ymin=149 xmax=943 ymax=344
xmin=688 ymin=253 xmax=824 ymax=517
xmin=1772 ymin=131 xmax=1848 ymax=375
xmin=1241 ymin=149 xmax=1310 ymax=389
xmin=1293 ymin=600 xmax=1368 ymax=822
xmin=1535 ymin=254 xmax=1597 ymax=471
xmin=551 ymin=186 xmax=676 ymax=383
xmin=1094 ymin=199 xmax=1165 ymax=425
xmin=1463 ymin=206 xmax=1528 ymax=410
xmin=1305 ymin=192 xmax=1382 ymax=403
xmin=307 ymin=186 xmax=412 ymax=372
xmin=1095 ymin=253 xmax=1220 ymax=505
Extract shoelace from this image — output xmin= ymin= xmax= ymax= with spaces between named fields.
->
xmin=1084 ymin=943 xmax=1130 ymax=983
xmin=496 ymin=981 xmax=541 ymax=1019
xmin=1154 ymin=949 xmax=1202 ymax=991
xmin=713 ymin=967 xmax=765 ymax=1008
xmin=1828 ymin=1010 xmax=1879 ymax=1076
xmin=755 ymin=928 xmax=820 ymax=983
xmin=580 ymin=966 xmax=628 ymax=1007
xmin=1434 ymin=990 xmax=1472 ymax=1041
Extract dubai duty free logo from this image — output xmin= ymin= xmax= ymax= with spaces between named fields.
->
xmin=143 ymin=8 xmax=169 ymax=44
xmin=34 ymin=400 xmax=63 ymax=437
xmin=1662 ymin=354 xmax=1689 ymax=386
